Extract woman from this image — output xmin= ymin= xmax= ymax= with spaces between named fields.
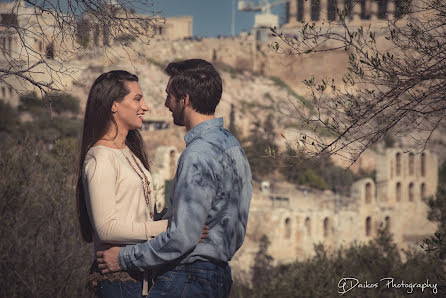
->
xmin=75 ymin=70 xmax=205 ymax=297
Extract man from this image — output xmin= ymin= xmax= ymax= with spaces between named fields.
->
xmin=97 ymin=59 xmax=253 ymax=297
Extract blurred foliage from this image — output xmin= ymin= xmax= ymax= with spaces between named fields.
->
xmin=0 ymin=98 xmax=93 ymax=297
xmin=242 ymin=114 xmax=279 ymax=181
xmin=237 ymin=110 xmax=358 ymax=195
xmin=19 ymin=92 xmax=80 ymax=116
xmin=422 ymin=161 xmax=446 ymax=261
xmin=0 ymin=100 xmax=19 ymax=132
xmin=279 ymin=146 xmax=355 ymax=195
xmin=269 ymin=76 xmax=310 ymax=108
xmin=231 ymin=228 xmax=445 ymax=297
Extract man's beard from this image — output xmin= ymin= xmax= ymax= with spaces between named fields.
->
xmin=173 ymin=105 xmax=185 ymax=126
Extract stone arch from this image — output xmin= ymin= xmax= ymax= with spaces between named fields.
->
xmin=421 ymin=152 xmax=426 ymax=177
xmin=284 ymin=217 xmax=291 ymax=239
xmin=366 ymin=216 xmax=372 ymax=236
xmin=408 ymin=182 xmax=414 ymax=202
xmin=420 ymin=183 xmax=426 ymax=200
xmin=323 ymin=217 xmax=330 ymax=237
xmin=396 ymin=182 xmax=401 ymax=201
xmin=365 ymin=182 xmax=372 ymax=204
xmin=305 ymin=217 xmax=311 ymax=236
xmin=396 ymin=152 xmax=401 ymax=176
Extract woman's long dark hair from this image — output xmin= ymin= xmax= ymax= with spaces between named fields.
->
xmin=76 ymin=70 xmax=150 ymax=242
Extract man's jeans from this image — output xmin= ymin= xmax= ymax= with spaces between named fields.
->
xmin=96 ymin=280 xmax=142 ymax=298
xmin=148 ymin=261 xmax=232 ymax=298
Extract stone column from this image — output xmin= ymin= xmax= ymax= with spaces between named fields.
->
xmin=289 ymin=0 xmax=298 ymax=24
xmin=387 ymin=0 xmax=396 ymax=19
xmin=352 ymin=0 xmax=362 ymax=22
xmin=304 ymin=0 xmax=312 ymax=22
xmin=369 ymin=0 xmax=379 ymax=21
xmin=321 ymin=0 xmax=328 ymax=21
xmin=337 ymin=0 xmax=346 ymax=21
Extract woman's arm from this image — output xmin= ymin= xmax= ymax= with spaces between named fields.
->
xmin=83 ymin=151 xmax=167 ymax=244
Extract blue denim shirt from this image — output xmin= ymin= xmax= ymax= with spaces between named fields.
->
xmin=119 ymin=118 xmax=252 ymax=272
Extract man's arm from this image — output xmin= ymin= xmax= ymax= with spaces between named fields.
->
xmin=118 ymin=151 xmax=217 ymax=272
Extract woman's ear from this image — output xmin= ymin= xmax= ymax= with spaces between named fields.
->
xmin=111 ymin=101 xmax=118 ymax=113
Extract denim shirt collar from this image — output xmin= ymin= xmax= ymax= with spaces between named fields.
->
xmin=184 ymin=117 xmax=223 ymax=146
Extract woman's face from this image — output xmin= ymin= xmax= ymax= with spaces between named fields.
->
xmin=112 ymin=81 xmax=148 ymax=131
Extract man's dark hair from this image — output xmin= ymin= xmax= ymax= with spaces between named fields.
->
xmin=165 ymin=59 xmax=222 ymax=115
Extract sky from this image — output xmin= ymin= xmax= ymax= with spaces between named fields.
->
xmin=151 ymin=0 xmax=286 ymax=37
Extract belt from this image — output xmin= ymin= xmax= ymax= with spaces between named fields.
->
xmin=152 ymin=260 xmax=228 ymax=280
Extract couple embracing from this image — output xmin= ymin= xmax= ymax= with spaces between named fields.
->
xmin=75 ymin=59 xmax=253 ymax=298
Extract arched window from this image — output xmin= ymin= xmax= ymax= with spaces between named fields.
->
xmin=421 ymin=153 xmax=426 ymax=177
xmin=297 ymin=0 xmax=304 ymax=22
xmin=366 ymin=217 xmax=372 ymax=236
xmin=385 ymin=216 xmax=391 ymax=231
xmin=408 ymin=153 xmax=414 ymax=176
xmin=396 ymin=182 xmax=401 ymax=201
xmin=396 ymin=152 xmax=401 ymax=176
xmin=409 ymin=182 xmax=415 ymax=202
xmin=305 ymin=217 xmax=311 ymax=236
xmin=284 ymin=218 xmax=291 ymax=239
xmin=328 ymin=0 xmax=337 ymax=21
xmin=45 ymin=43 xmax=54 ymax=59
xmin=365 ymin=182 xmax=372 ymax=204
xmin=323 ymin=217 xmax=330 ymax=237
xmin=311 ymin=0 xmax=320 ymax=21
xmin=377 ymin=0 xmax=388 ymax=19
xmin=8 ymin=36 xmax=12 ymax=53
xmin=420 ymin=183 xmax=426 ymax=200
xmin=395 ymin=0 xmax=404 ymax=18
xmin=360 ymin=0 xmax=368 ymax=19
xmin=408 ymin=183 xmax=414 ymax=201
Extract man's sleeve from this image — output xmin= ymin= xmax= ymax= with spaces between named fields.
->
xmin=118 ymin=151 xmax=216 ymax=271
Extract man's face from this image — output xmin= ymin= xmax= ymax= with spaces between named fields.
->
xmin=165 ymin=78 xmax=185 ymax=126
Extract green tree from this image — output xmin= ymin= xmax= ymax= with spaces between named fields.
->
xmin=279 ymin=147 xmax=355 ymax=194
xmin=251 ymin=235 xmax=274 ymax=291
xmin=228 ymin=103 xmax=242 ymax=141
xmin=0 ymin=101 xmax=18 ymax=132
xmin=243 ymin=114 xmax=279 ymax=181
xmin=0 ymin=95 xmax=93 ymax=296
xmin=422 ymin=161 xmax=446 ymax=260
xmin=232 ymin=228 xmax=444 ymax=297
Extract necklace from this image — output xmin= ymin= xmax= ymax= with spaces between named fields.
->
xmin=112 ymin=140 xmax=154 ymax=220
